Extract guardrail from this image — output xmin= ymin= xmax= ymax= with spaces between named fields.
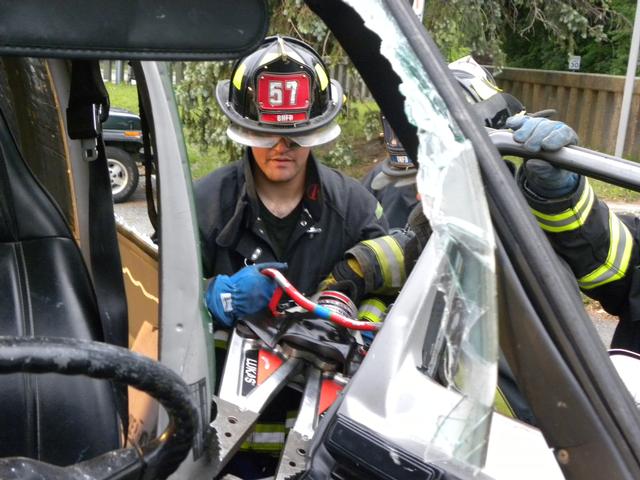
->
xmin=495 ymin=68 xmax=640 ymax=160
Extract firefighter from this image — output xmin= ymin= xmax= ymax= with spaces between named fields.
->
xmin=324 ymin=115 xmax=581 ymax=326
xmin=362 ymin=55 xmax=525 ymax=229
xmin=194 ymin=36 xmax=387 ymax=477
xmin=509 ymin=115 xmax=640 ymax=354
xmin=321 ymin=116 xmax=580 ymax=424
xmin=195 ymin=35 xmax=387 ymax=324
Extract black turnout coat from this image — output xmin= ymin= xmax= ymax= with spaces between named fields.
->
xmin=194 ymin=150 xmax=388 ymax=296
xmin=518 ymin=172 xmax=640 ymax=352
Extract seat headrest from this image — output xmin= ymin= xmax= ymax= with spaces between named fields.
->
xmin=0 ymin=109 xmax=71 ymax=243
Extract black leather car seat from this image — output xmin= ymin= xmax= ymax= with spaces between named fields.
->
xmin=0 ymin=108 xmax=120 ymax=464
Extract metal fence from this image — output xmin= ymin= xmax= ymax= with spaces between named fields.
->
xmin=327 ymin=62 xmax=372 ymax=101
xmin=495 ymin=67 xmax=640 ymax=160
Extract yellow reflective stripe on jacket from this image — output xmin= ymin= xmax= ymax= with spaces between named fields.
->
xmin=358 ymin=298 xmax=387 ymax=323
xmin=240 ymin=423 xmax=285 ymax=452
xmin=375 ymin=202 xmax=384 ymax=220
xmin=494 ymin=386 xmax=516 ymax=418
xmin=530 ymin=181 xmax=595 ymax=233
xmin=578 ymin=212 xmax=633 ymax=290
xmin=285 ymin=410 xmax=297 ymax=431
xmin=361 ymin=236 xmax=406 ymax=290
xmin=214 ymin=329 xmax=229 ymax=350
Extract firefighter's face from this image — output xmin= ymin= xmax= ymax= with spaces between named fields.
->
xmin=252 ymin=138 xmax=310 ymax=183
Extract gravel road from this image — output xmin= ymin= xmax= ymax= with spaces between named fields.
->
xmin=113 ymin=178 xmax=155 ymax=239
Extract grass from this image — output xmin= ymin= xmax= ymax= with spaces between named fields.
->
xmin=504 ymin=156 xmax=640 ymax=203
xmin=103 ymin=82 xmax=640 ymax=201
xmin=105 ymin=82 xmax=221 ymax=178
xmin=105 ymin=83 xmax=139 ymax=113
xmin=188 ymin=144 xmax=226 ymax=179
xmin=590 ymin=179 xmax=640 ymax=203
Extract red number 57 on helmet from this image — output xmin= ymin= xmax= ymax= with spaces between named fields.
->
xmin=257 ymin=73 xmax=311 ymax=124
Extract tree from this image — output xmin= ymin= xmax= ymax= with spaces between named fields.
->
xmin=176 ymin=0 xmax=353 ymax=163
xmin=426 ymin=0 xmax=615 ymax=64
xmin=503 ymin=0 xmax=633 ymax=74
xmin=176 ymin=0 xmax=614 ymax=161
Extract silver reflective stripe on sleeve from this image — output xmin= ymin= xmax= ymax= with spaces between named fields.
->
xmin=240 ymin=423 xmax=286 ymax=452
xmin=578 ymin=212 xmax=633 ymax=290
xmin=361 ymin=236 xmax=405 ymax=290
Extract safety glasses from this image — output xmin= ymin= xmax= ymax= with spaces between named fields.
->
xmin=227 ymin=123 xmax=341 ymax=149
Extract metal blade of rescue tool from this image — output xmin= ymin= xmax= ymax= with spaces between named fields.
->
xmin=209 ymin=397 xmax=260 ymax=477
xmin=275 ymin=366 xmax=322 ymax=480
xmin=210 ymin=356 xmax=303 ymax=477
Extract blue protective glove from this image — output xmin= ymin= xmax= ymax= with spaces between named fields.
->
xmin=361 ymin=329 xmax=376 ymax=345
xmin=522 ymin=159 xmax=579 ymax=198
xmin=205 ymin=262 xmax=287 ymax=327
xmin=506 ymin=115 xmax=578 ymax=153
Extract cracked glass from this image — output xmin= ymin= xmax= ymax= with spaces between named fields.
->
xmin=345 ymin=0 xmax=498 ymax=470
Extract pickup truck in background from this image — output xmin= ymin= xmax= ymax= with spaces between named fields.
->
xmin=104 ymin=107 xmax=143 ymax=203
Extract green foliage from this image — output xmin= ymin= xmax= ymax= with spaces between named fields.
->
xmin=188 ymin=143 xmax=226 ymax=179
xmin=174 ymin=0 xmax=615 ymax=171
xmin=104 ymin=83 xmax=139 ymax=113
xmin=425 ymin=0 xmax=613 ymax=65
xmin=175 ymin=62 xmax=242 ymax=162
xmin=320 ymin=141 xmax=355 ymax=168
xmin=425 ymin=0 xmax=502 ymax=63
xmin=175 ymin=0 xmax=350 ymax=158
xmin=590 ymin=178 xmax=640 ymax=202
xmin=318 ymin=101 xmax=381 ymax=169
xmin=504 ymin=0 xmax=633 ymax=74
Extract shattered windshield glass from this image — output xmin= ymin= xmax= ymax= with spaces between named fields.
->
xmin=344 ymin=0 xmax=498 ymax=470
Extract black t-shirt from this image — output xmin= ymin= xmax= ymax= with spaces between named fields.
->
xmin=258 ymin=199 xmax=303 ymax=260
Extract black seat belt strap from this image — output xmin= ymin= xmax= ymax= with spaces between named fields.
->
xmin=67 ymin=60 xmax=129 ymax=436
xmin=137 ymin=87 xmax=159 ymax=237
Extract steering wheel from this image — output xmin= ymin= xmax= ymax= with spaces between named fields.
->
xmin=0 ymin=336 xmax=198 ymax=480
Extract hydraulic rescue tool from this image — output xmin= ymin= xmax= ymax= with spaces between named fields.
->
xmin=209 ymin=269 xmax=378 ymax=478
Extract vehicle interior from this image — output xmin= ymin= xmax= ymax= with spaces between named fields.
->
xmin=1 ymin=0 xmax=640 ymax=479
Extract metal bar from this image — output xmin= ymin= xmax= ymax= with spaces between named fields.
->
xmin=243 ymin=356 xmax=302 ymax=412
xmin=210 ymin=348 xmax=302 ymax=477
xmin=489 ymin=130 xmax=640 ymax=192
xmin=615 ymin=0 xmax=640 ymax=157
xmin=115 ymin=60 xmax=123 ymax=84
xmin=275 ymin=366 xmax=322 ymax=480
xmin=217 ymin=329 xmax=254 ymax=402
xmin=140 ymin=61 xmax=213 ymax=479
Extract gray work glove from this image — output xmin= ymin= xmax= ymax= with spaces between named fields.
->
xmin=507 ymin=115 xmax=578 ymax=153
xmin=522 ymin=159 xmax=579 ymax=198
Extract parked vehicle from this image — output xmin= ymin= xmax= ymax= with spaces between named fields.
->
xmin=1 ymin=1 xmax=640 ymax=479
xmin=103 ymin=107 xmax=142 ymax=203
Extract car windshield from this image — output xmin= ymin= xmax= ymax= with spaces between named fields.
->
xmin=103 ymin=112 xmax=141 ymax=131
xmin=345 ymin=0 xmax=498 ymax=468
